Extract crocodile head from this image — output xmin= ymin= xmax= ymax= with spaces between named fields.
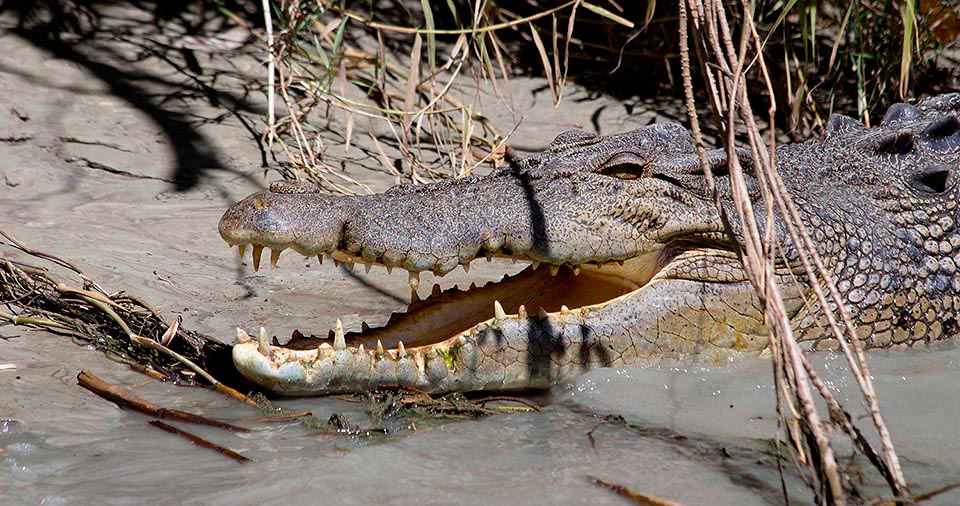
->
xmin=220 ymin=94 xmax=960 ymax=395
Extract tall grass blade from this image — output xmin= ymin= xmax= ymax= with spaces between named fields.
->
xmin=581 ymin=1 xmax=635 ymax=28
xmin=899 ymin=0 xmax=916 ymax=98
xmin=420 ymin=0 xmax=437 ymax=72
xmin=529 ymin=23 xmax=557 ymax=103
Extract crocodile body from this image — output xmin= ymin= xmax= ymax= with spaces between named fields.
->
xmin=219 ymin=94 xmax=960 ymax=396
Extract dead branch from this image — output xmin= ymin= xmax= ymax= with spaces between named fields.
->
xmin=148 ymin=420 xmax=252 ymax=464
xmin=78 ymin=370 xmax=248 ymax=432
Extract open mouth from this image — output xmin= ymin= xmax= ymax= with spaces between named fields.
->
xmin=227 ymin=239 xmax=729 ymax=361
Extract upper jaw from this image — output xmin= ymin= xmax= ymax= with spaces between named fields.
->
xmin=218 ymin=174 xmax=725 ymax=277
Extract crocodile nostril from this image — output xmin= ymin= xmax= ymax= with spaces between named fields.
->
xmin=922 ymin=113 xmax=960 ymax=139
xmin=874 ymin=131 xmax=915 ymax=155
xmin=909 ymin=165 xmax=952 ymax=194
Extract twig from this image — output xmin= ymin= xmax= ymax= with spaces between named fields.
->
xmin=148 ymin=421 xmax=251 ymax=464
xmin=589 ymin=477 xmax=686 ymax=506
xmin=0 ymin=229 xmax=105 ymax=293
xmin=262 ymin=0 xmax=276 ymax=147
xmin=230 ymin=411 xmax=314 ymax=423
xmin=474 ymin=396 xmax=542 ymax=412
xmin=78 ymin=370 xmax=248 ymax=432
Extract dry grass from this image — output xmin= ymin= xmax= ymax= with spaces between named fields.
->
xmin=251 ymin=1 xmax=957 ymax=191
xmin=255 ymin=0 xmax=634 ymax=192
xmin=678 ymin=1 xmax=912 ymax=503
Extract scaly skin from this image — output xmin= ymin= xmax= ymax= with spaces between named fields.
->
xmin=220 ymin=94 xmax=960 ymax=395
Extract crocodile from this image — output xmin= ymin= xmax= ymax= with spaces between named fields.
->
xmin=219 ymin=94 xmax=960 ymax=396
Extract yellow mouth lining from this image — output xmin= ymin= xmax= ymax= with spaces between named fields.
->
xmin=316 ymin=253 xmax=664 ymax=352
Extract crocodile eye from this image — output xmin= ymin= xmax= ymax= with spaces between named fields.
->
xmin=909 ymin=165 xmax=953 ymax=194
xmin=596 ymin=152 xmax=646 ymax=180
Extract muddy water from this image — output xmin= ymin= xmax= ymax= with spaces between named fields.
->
xmin=4 ymin=340 xmax=959 ymax=505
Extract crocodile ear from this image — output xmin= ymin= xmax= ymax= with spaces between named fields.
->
xmin=881 ymin=102 xmax=923 ymax=126
xmin=824 ymin=114 xmax=864 ymax=138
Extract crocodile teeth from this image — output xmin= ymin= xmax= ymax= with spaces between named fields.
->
xmin=386 ymin=265 xmax=393 ymax=274
xmin=572 ymin=266 xmax=581 ymax=276
xmin=397 ymin=340 xmax=407 ymax=358
xmin=357 ymin=344 xmax=365 ymax=354
xmin=408 ymin=271 xmax=420 ymax=290
xmin=493 ymin=300 xmax=506 ymax=320
xmin=270 ymin=248 xmax=282 ymax=268
xmin=376 ymin=340 xmax=385 ymax=357
xmin=531 ymin=262 xmax=540 ymax=270
xmin=333 ymin=319 xmax=346 ymax=350
xmin=238 ymin=244 xmax=247 ymax=258
xmin=235 ymin=327 xmax=252 ymax=344
xmin=549 ymin=265 xmax=560 ymax=276
xmin=333 ymin=259 xmax=340 ymax=268
xmin=316 ymin=255 xmax=323 ymax=265
xmin=318 ymin=342 xmax=332 ymax=354
xmin=252 ymin=245 xmax=264 ymax=271
xmin=560 ymin=305 xmax=570 ymax=315
xmin=257 ymin=326 xmax=271 ymax=355
xmin=361 ymin=321 xmax=370 ymax=332
xmin=364 ymin=262 xmax=372 ymax=274
xmin=411 ymin=288 xmax=420 ymax=304
xmin=414 ymin=350 xmax=425 ymax=373
xmin=345 ymin=261 xmax=354 ymax=272
xmin=538 ymin=307 xmax=549 ymax=320
xmin=462 ymin=263 xmax=470 ymax=273
xmin=518 ymin=305 xmax=527 ymax=318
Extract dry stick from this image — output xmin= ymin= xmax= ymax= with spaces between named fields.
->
xmin=676 ymin=14 xmax=790 ymax=502
xmin=0 ymin=230 xmax=106 ymax=294
xmin=78 ymin=370 xmax=248 ymax=432
xmin=231 ymin=411 xmax=314 ymax=423
xmin=129 ymin=334 xmax=255 ymax=405
xmin=710 ymin=5 xmax=845 ymax=502
xmin=0 ymin=309 xmax=72 ymax=330
xmin=262 ymin=0 xmax=275 ymax=147
xmin=79 ymin=294 xmax=254 ymax=406
xmin=680 ymin=1 xmax=848 ymax=503
xmin=148 ymin=421 xmax=251 ymax=464
xmin=742 ymin=34 xmax=844 ymax=506
xmin=738 ymin=8 xmax=908 ymax=497
xmin=334 ymin=0 xmax=581 ymax=36
xmin=473 ymin=396 xmax=542 ymax=413
xmin=589 ymin=477 xmax=686 ymax=506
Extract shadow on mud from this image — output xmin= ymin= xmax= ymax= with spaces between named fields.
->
xmin=0 ymin=0 xmax=266 ymax=192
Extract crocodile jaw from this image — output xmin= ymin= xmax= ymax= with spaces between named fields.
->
xmin=229 ymin=249 xmax=771 ymax=396
xmin=229 ymin=255 xmax=657 ymax=395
